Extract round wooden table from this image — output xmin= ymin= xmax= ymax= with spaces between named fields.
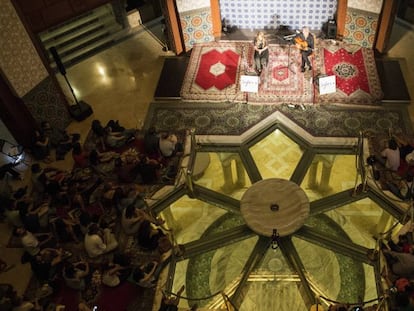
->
xmin=240 ymin=178 xmax=310 ymax=237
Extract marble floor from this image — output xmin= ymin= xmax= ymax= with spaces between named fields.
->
xmin=1 ymin=19 xmax=414 ymax=311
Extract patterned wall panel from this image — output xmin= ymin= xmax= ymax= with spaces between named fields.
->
xmin=348 ymin=0 xmax=383 ymax=14
xmin=219 ymin=0 xmax=337 ymax=31
xmin=22 ymin=77 xmax=71 ymax=130
xmin=0 ymin=0 xmax=48 ymax=97
xmin=180 ymin=7 xmax=214 ymax=51
xmin=343 ymin=8 xmax=378 ymax=48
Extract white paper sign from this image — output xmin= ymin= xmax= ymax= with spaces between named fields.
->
xmin=240 ymin=75 xmax=260 ymax=93
xmin=318 ymin=75 xmax=336 ymax=95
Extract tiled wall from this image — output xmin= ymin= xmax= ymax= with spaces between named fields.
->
xmin=0 ymin=0 xmax=71 ymax=128
xmin=180 ymin=7 xmax=214 ymax=51
xmin=219 ymin=0 xmax=337 ymax=30
xmin=343 ymin=8 xmax=379 ymax=48
xmin=0 ymin=0 xmax=48 ymax=97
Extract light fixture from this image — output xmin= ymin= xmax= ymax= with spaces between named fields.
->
xmin=271 ymin=228 xmax=280 ymax=250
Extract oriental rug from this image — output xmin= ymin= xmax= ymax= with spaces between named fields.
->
xmin=146 ymin=101 xmax=412 ymax=138
xmin=315 ymin=40 xmax=383 ymax=106
xmin=180 ymin=41 xmax=247 ymax=102
xmin=181 ymin=41 xmax=314 ymax=104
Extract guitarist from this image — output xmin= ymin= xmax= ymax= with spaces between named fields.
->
xmin=295 ymin=26 xmax=314 ymax=72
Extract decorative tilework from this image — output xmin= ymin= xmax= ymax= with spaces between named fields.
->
xmin=219 ymin=0 xmax=337 ymax=31
xmin=22 ymin=77 xmax=72 ymax=130
xmin=180 ymin=8 xmax=215 ymax=51
xmin=0 ymin=0 xmax=48 ymax=97
xmin=343 ymin=8 xmax=379 ymax=48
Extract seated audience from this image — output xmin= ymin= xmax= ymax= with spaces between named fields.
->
xmin=13 ymin=227 xmax=53 ymax=257
xmin=144 ymin=126 xmax=159 ymax=155
xmin=101 ymin=261 xmax=129 ymax=287
xmin=72 ymin=143 xmax=90 ymax=168
xmin=29 ymin=247 xmax=69 ymax=283
xmin=91 ymin=120 xmax=106 ymax=151
xmin=32 ymin=129 xmax=52 ymax=163
xmin=84 ymin=223 xmax=118 ymax=258
xmin=376 ymin=138 xmax=400 ymax=171
xmin=136 ymin=154 xmax=161 ymax=184
xmin=114 ymin=157 xmax=139 ymax=184
xmin=159 ymin=132 xmax=178 ymax=158
xmin=131 ymin=260 xmax=158 ymax=288
xmin=387 ymin=173 xmax=414 ymax=200
xmin=62 ymin=260 xmax=90 ymax=290
xmin=105 ymin=126 xmax=135 ymax=149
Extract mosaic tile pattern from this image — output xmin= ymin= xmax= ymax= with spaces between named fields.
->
xmin=180 ymin=7 xmax=215 ymax=51
xmin=22 ymin=77 xmax=72 ymax=130
xmin=0 ymin=0 xmax=48 ymax=97
xmin=219 ymin=0 xmax=337 ymax=31
xmin=343 ymin=8 xmax=379 ymax=48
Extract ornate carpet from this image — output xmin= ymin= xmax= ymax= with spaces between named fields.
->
xmin=180 ymin=40 xmax=383 ymax=106
xmin=181 ymin=41 xmax=314 ymax=104
xmin=180 ymin=41 xmax=246 ymax=102
xmin=146 ymin=102 xmax=413 ymax=138
xmin=315 ymin=40 xmax=383 ymax=105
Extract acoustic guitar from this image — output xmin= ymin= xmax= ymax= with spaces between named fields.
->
xmin=294 ymin=37 xmax=309 ymax=51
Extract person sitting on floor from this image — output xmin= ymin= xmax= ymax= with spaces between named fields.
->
xmin=84 ymin=223 xmax=118 ymax=259
xmin=144 ymin=126 xmax=160 ymax=156
xmin=62 ymin=260 xmax=90 ymax=290
xmin=131 ymin=260 xmax=158 ymax=288
xmin=105 ymin=126 xmax=136 ymax=149
xmin=136 ymin=154 xmax=161 ymax=184
xmin=376 ymin=138 xmax=400 ymax=171
xmin=159 ymin=132 xmax=179 ymax=158
xmin=13 ymin=227 xmax=54 ymax=257
xmin=101 ymin=261 xmax=130 ymax=287
xmin=72 ymin=143 xmax=90 ymax=168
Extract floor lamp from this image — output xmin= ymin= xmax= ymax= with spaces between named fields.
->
xmin=49 ymin=47 xmax=93 ymax=121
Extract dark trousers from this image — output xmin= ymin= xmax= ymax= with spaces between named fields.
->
xmin=301 ymin=50 xmax=312 ymax=68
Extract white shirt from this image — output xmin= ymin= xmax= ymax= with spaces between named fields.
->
xmin=21 ymin=231 xmax=40 ymax=256
xmin=84 ymin=233 xmax=106 ymax=258
xmin=381 ymin=147 xmax=400 ymax=171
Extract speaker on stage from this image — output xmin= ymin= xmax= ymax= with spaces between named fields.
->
xmin=326 ymin=19 xmax=337 ymax=39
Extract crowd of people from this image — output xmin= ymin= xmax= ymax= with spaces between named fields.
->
xmin=0 ymin=119 xmax=186 ymax=311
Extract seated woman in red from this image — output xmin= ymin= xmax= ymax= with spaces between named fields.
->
xmin=72 ymin=142 xmax=89 ymax=168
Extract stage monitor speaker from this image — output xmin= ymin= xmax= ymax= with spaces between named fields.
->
xmin=68 ymin=101 xmax=93 ymax=121
xmin=49 ymin=47 xmax=66 ymax=75
xmin=326 ymin=20 xmax=337 ymax=39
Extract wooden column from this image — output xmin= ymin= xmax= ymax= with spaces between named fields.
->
xmin=210 ymin=0 xmax=222 ymax=38
xmin=336 ymin=0 xmax=348 ymax=39
xmin=162 ymin=0 xmax=184 ymax=55
xmin=375 ymin=0 xmax=399 ymax=53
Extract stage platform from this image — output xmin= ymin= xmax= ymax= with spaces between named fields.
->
xmin=153 ymin=33 xmax=410 ymax=106
xmin=153 ymin=56 xmax=190 ymax=100
xmin=375 ymin=58 xmax=411 ymax=104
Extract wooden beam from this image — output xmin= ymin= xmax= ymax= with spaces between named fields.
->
xmin=336 ymin=0 xmax=348 ymax=39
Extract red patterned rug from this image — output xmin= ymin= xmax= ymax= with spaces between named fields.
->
xmin=181 ymin=41 xmax=315 ymax=104
xmin=247 ymin=44 xmax=314 ymax=104
xmin=180 ymin=41 xmax=246 ymax=102
xmin=315 ymin=40 xmax=383 ymax=105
